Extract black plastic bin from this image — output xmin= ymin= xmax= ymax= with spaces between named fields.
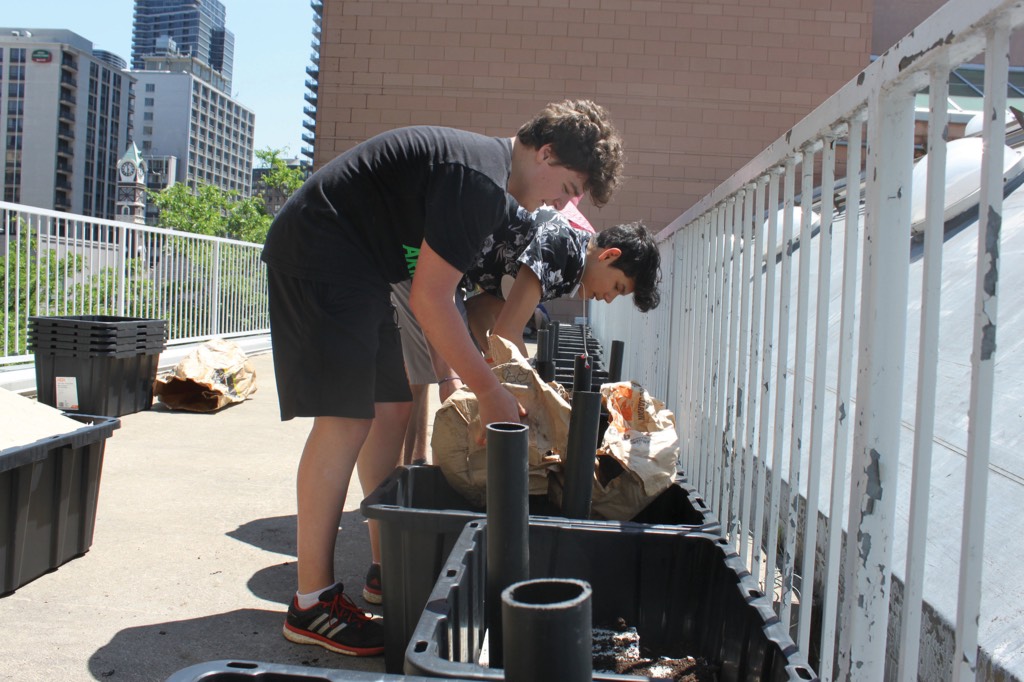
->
xmin=360 ymin=464 xmax=719 ymax=674
xmin=165 ymin=659 xmax=473 ymax=682
xmin=406 ymin=521 xmax=818 ymax=681
xmin=0 ymin=413 xmax=120 ymax=594
xmin=30 ymin=315 xmax=166 ymax=417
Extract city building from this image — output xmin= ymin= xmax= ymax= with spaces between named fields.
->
xmin=252 ymin=157 xmax=310 ymax=216
xmin=133 ymin=60 xmax=254 ymax=197
xmin=0 ymin=29 xmax=135 ymax=218
xmin=302 ymin=0 xmax=322 ymax=163
xmin=131 ymin=0 xmax=234 ymax=90
xmin=131 ymin=0 xmax=254 ymax=201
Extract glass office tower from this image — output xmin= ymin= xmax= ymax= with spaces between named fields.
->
xmin=131 ymin=0 xmax=234 ymax=90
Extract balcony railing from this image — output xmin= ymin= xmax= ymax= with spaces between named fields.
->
xmin=1 ymin=202 xmax=268 ymax=365
xmin=590 ymin=1 xmax=1024 ymax=680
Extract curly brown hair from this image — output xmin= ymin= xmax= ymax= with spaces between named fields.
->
xmin=516 ymin=100 xmax=624 ymax=208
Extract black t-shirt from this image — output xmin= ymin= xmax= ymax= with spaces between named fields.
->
xmin=261 ymin=126 xmax=517 ymax=284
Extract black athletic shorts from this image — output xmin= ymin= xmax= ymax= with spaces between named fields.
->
xmin=267 ymin=266 xmax=412 ymax=421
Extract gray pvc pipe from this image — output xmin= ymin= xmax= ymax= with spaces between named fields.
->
xmin=562 ymin=390 xmax=601 ymax=519
xmin=502 ymin=578 xmax=593 ymax=682
xmin=485 ymin=421 xmax=530 ymax=669
xmin=572 ymin=353 xmax=593 ymax=394
xmin=608 ymin=339 xmax=625 ymax=382
xmin=535 ymin=329 xmax=555 ymax=382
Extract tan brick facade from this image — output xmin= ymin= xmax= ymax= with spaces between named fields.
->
xmin=314 ymin=0 xmax=874 ymax=232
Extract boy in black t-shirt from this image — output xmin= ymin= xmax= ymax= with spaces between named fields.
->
xmin=261 ymin=100 xmax=624 ymax=656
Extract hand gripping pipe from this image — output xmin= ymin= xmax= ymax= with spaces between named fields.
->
xmin=485 ymin=421 xmax=530 ymax=668
xmin=608 ymin=340 xmax=625 ymax=382
xmin=502 ymin=578 xmax=593 ymax=682
xmin=562 ymin=390 xmax=601 ymax=519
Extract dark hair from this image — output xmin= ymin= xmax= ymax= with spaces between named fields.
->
xmin=595 ymin=221 xmax=661 ymax=312
xmin=517 ymin=99 xmax=624 ymax=208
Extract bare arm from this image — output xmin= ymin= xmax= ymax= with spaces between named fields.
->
xmin=490 ymin=268 xmax=543 ymax=359
xmin=410 ymin=240 xmax=525 ymax=436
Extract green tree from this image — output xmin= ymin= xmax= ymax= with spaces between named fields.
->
xmin=255 ymin=147 xmax=306 ymax=195
xmin=148 ymin=182 xmax=271 ymax=243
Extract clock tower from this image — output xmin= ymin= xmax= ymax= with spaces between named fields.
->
xmin=116 ymin=142 xmax=147 ymax=225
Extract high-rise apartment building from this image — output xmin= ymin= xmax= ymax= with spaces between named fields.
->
xmin=0 ymin=29 xmax=135 ymax=218
xmin=131 ymin=0 xmax=234 ymax=90
xmin=131 ymin=0 xmax=253 ymax=199
xmin=134 ymin=60 xmax=254 ymax=196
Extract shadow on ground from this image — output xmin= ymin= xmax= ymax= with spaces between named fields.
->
xmin=86 ymin=510 xmax=381 ymax=681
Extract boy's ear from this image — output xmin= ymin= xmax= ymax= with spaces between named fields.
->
xmin=598 ymin=247 xmax=622 ymax=262
xmin=537 ymin=143 xmax=555 ymax=164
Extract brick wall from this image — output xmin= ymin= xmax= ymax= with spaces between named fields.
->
xmin=315 ymin=0 xmax=873 ymax=233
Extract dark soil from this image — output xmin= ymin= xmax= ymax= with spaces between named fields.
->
xmin=592 ymin=623 xmax=718 ymax=681
xmin=612 ymin=656 xmax=718 ymax=681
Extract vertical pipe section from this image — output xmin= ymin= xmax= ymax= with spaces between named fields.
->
xmin=562 ymin=390 xmax=602 ymax=519
xmin=838 ymin=82 xmax=915 ymax=682
xmin=572 ymin=353 xmax=593 ymax=394
xmin=799 ymin=133 xmax=837 ymax=655
xmin=536 ymin=329 xmax=554 ymax=382
xmin=898 ymin=63 xmax=948 ymax=682
xmin=954 ymin=23 xmax=1008 ymax=682
xmin=819 ymin=111 xmax=863 ymax=682
xmin=485 ymin=422 xmax=530 ymax=669
xmin=502 ymin=578 xmax=593 ymax=682
xmin=608 ymin=340 xmax=625 ymax=382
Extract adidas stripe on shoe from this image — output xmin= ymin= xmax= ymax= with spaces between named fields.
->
xmin=282 ymin=583 xmax=384 ymax=656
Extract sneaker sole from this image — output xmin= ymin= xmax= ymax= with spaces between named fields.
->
xmin=282 ymin=623 xmax=384 ymax=656
xmin=362 ymin=587 xmax=383 ymax=605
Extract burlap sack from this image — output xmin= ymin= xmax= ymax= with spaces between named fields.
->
xmin=431 ymin=336 xmax=569 ymax=506
xmin=153 ymin=338 xmax=257 ymax=413
xmin=591 ymin=381 xmax=678 ymax=519
xmin=548 ymin=380 xmax=679 ymax=520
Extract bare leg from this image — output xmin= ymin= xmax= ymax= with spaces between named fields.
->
xmin=357 ymin=400 xmax=413 ymax=565
xmin=402 ymin=383 xmax=430 ymax=465
xmin=296 ymin=415 xmax=373 ymax=594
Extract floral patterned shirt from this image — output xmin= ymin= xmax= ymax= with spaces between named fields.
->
xmin=462 ymin=206 xmax=591 ymax=302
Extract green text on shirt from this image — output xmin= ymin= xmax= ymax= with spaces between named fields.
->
xmin=404 ymin=244 xmax=420 ymax=278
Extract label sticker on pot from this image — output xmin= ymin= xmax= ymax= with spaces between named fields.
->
xmin=55 ymin=376 xmax=80 ymax=410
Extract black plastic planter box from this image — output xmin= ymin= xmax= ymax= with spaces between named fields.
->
xmin=406 ymin=521 xmax=818 ymax=681
xmin=30 ymin=315 xmax=166 ymax=417
xmin=361 ymin=464 xmax=719 ymax=674
xmin=0 ymin=413 xmax=119 ymax=594
xmin=33 ymin=351 xmax=161 ymax=417
xmin=165 ymin=659 xmax=472 ymax=682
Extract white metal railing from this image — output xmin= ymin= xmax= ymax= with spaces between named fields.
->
xmin=591 ymin=1 xmax=1024 ymax=680
xmin=1 ymin=201 xmax=268 ymax=366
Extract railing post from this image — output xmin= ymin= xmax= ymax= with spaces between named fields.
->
xmin=116 ymin=222 xmax=127 ymax=316
xmin=210 ymin=241 xmax=221 ymax=336
xmin=838 ymin=83 xmax=916 ymax=681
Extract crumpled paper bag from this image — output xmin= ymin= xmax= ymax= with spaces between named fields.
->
xmin=431 ymin=336 xmax=568 ymax=506
xmin=548 ymin=380 xmax=679 ymax=520
xmin=153 ymin=338 xmax=257 ymax=412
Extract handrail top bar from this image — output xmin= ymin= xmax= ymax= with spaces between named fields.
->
xmin=657 ymin=0 xmax=1024 ymax=243
xmin=0 ymin=201 xmax=263 ymax=248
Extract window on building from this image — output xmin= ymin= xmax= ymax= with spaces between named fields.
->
xmin=11 ymin=48 xmax=25 ymax=63
xmin=9 ymin=65 xmax=25 ymax=81
xmin=143 ymin=126 xmax=153 ymax=135
xmin=7 ymin=83 xmax=24 ymax=98
xmin=145 ymin=83 xmax=155 ymax=92
xmin=144 ymin=112 xmax=154 ymax=121
xmin=145 ymin=97 xmax=154 ymax=106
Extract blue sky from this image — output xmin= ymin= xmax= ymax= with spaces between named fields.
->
xmin=4 ymin=0 xmax=314 ymax=163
